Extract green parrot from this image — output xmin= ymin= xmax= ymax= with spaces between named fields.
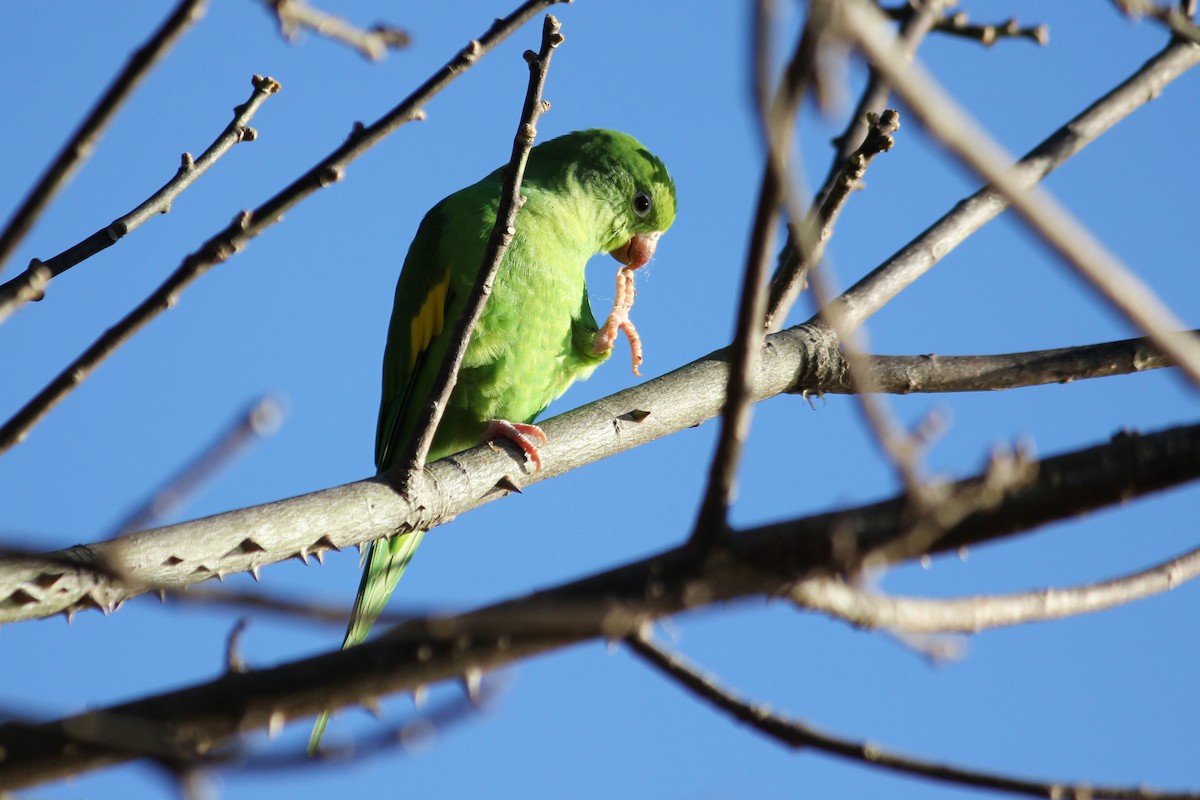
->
xmin=309 ymin=129 xmax=676 ymax=751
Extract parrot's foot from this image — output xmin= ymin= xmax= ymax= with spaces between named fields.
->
xmin=484 ymin=419 xmax=549 ymax=471
xmin=593 ymin=267 xmax=643 ymax=375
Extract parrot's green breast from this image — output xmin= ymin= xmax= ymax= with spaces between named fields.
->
xmin=430 ymin=183 xmax=609 ymax=460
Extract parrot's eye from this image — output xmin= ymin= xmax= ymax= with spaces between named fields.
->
xmin=632 ymin=190 xmax=653 ymax=218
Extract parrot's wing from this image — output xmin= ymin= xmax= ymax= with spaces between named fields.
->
xmin=375 ymin=206 xmax=456 ymax=473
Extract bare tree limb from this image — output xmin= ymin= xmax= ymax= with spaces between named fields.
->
xmin=626 ymin=632 xmax=1193 ymax=800
xmin=0 ymin=0 xmax=567 ymax=458
xmin=2 ymin=420 xmax=1199 ymax=788
xmin=881 ymin=5 xmax=1051 ymax=47
xmin=769 ymin=0 xmax=948 ymax=329
xmin=0 ymin=76 xmax=277 ymax=321
xmin=837 ymin=1 xmax=1200 ymax=386
xmin=0 ymin=318 xmax=1192 ymax=624
xmin=809 ymin=331 xmax=1184 ymax=395
xmin=0 ymin=0 xmax=206 ymax=276
xmin=260 ymin=0 xmax=409 ymax=61
xmin=791 ymin=543 xmax=1200 ymax=633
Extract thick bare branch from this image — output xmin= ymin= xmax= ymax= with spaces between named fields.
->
xmin=0 ymin=0 xmax=206 ymax=275
xmin=0 ymin=319 xmax=1191 ymax=624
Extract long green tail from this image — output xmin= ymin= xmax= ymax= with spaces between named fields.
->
xmin=308 ymin=529 xmax=426 ymax=753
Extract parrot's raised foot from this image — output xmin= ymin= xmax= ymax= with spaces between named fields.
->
xmin=594 ymin=267 xmax=644 ymax=375
xmin=484 ymin=419 xmax=548 ymax=471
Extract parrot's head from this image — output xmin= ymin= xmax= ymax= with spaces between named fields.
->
xmin=601 ymin=132 xmax=676 ymax=271
xmin=533 ymin=129 xmax=676 ymax=270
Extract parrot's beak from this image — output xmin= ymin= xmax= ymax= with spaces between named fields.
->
xmin=610 ymin=231 xmax=661 ymax=270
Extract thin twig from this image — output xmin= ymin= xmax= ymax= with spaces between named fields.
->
xmin=626 ymin=632 xmax=1195 ymax=799
xmin=791 ymin=543 xmax=1200 ymax=633
xmin=0 ymin=77 xmax=277 ymax=321
xmin=780 ymin=105 xmax=932 ymax=498
xmin=769 ymin=0 xmax=946 ymax=328
xmin=838 ymin=0 xmax=1200 ymax=387
xmin=1112 ymin=0 xmax=1200 ymax=45
xmin=109 ymin=395 xmax=285 ymax=537
xmin=231 ymin=685 xmax=496 ymax=770
xmin=933 ymin=14 xmax=1049 ymax=47
xmin=691 ymin=1 xmax=821 ymax=544
xmin=0 ymin=0 xmax=206 ymax=276
xmin=766 ymin=109 xmax=900 ymax=331
xmin=0 ymin=0 xmax=566 ymax=457
xmin=397 ymin=13 xmax=562 ymax=481
xmin=261 ymin=0 xmax=409 ymax=61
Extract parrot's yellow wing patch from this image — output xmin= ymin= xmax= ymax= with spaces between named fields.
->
xmin=409 ymin=271 xmax=450 ymax=365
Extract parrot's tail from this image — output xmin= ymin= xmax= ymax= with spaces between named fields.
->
xmin=307 ymin=529 xmax=427 ymax=754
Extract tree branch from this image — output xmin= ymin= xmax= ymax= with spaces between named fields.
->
xmin=692 ymin=2 xmax=819 ymax=543
xmin=0 ymin=76 xmax=277 ymax=322
xmin=0 ymin=0 xmax=566 ymax=457
xmin=0 ymin=0 xmax=206 ymax=275
xmin=809 ymin=330 xmax=1186 ymax=394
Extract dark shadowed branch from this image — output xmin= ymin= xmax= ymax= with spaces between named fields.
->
xmin=626 ymin=632 xmax=1194 ymax=800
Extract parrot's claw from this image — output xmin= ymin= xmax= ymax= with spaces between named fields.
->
xmin=593 ymin=267 xmax=643 ymax=375
xmin=485 ymin=419 xmax=548 ymax=471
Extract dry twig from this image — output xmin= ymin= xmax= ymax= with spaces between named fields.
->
xmin=0 ymin=0 xmax=206 ymax=275
xmin=0 ymin=77 xmax=277 ymax=321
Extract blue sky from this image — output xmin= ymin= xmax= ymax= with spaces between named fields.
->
xmin=1 ymin=2 xmax=1198 ymax=798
